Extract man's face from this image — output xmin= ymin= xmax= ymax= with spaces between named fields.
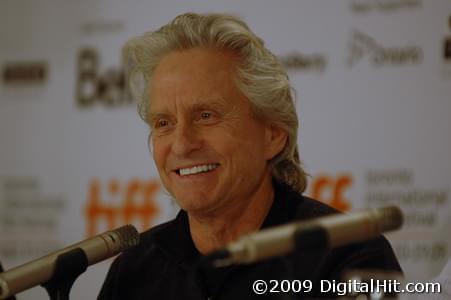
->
xmin=148 ymin=48 xmax=283 ymax=216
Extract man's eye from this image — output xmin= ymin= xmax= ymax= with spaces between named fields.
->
xmin=155 ymin=119 xmax=169 ymax=128
xmin=200 ymin=111 xmax=212 ymax=119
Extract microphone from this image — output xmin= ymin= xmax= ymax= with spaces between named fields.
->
xmin=0 ymin=225 xmax=140 ymax=299
xmin=0 ymin=263 xmax=14 ymax=300
xmin=212 ymin=206 xmax=403 ymax=267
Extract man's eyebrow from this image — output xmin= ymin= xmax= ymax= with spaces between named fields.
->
xmin=149 ymin=97 xmax=229 ymax=116
xmin=191 ymin=97 xmax=229 ymax=110
xmin=147 ymin=112 xmax=170 ymax=124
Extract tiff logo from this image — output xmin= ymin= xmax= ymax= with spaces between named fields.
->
xmin=347 ymin=30 xmax=423 ymax=67
xmin=84 ymin=178 xmax=160 ymax=236
xmin=310 ymin=174 xmax=353 ymax=212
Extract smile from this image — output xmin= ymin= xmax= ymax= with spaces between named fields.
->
xmin=177 ymin=164 xmax=219 ymax=176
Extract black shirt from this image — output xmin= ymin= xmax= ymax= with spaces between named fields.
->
xmin=98 ymin=181 xmax=402 ymax=299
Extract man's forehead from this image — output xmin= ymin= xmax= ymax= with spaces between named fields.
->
xmin=148 ymin=95 xmax=231 ymax=115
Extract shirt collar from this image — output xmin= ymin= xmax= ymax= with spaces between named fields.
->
xmin=152 ymin=180 xmax=301 ymax=265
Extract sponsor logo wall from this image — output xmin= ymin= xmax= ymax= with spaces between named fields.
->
xmin=1 ymin=1 xmax=450 ymax=299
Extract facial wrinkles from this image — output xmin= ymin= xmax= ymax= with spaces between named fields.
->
xmin=150 ymin=48 xmax=265 ymax=167
xmin=155 ymin=98 xmax=260 ymax=182
xmin=220 ymin=102 xmax=267 ymax=179
xmin=159 ymin=101 xmax=211 ymax=172
xmin=149 ymin=49 xmax=241 ymax=124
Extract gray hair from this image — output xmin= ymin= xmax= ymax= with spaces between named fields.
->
xmin=123 ymin=12 xmax=307 ymax=192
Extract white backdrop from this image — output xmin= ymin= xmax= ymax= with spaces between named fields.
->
xmin=1 ymin=0 xmax=450 ymax=299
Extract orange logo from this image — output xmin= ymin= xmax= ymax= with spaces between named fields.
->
xmin=84 ymin=178 xmax=160 ymax=236
xmin=310 ymin=174 xmax=353 ymax=212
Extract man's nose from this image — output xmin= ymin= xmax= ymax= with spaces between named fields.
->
xmin=171 ymin=123 xmax=202 ymax=155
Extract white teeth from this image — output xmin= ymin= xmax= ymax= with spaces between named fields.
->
xmin=179 ymin=164 xmax=218 ymax=176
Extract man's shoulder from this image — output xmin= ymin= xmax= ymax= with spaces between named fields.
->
xmin=295 ymin=195 xmax=341 ymax=219
xmin=275 ymin=180 xmax=340 ymax=221
xmin=139 ymin=217 xmax=179 ymax=245
xmin=109 ymin=217 xmax=178 ymax=268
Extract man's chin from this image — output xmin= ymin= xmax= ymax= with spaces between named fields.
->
xmin=177 ymin=198 xmax=222 ymax=216
xmin=178 ymin=200 xmax=211 ymax=212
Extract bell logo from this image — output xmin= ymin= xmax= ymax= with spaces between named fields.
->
xmin=310 ymin=174 xmax=353 ymax=212
xmin=84 ymin=178 xmax=160 ymax=236
xmin=76 ymin=48 xmax=133 ymax=108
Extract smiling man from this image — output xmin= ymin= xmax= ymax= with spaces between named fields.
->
xmin=148 ymin=47 xmax=287 ymax=254
xmin=99 ymin=13 xmax=402 ymax=299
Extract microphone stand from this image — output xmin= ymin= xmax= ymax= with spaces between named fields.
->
xmin=40 ymin=248 xmax=88 ymax=300
xmin=292 ymin=226 xmax=329 ymax=298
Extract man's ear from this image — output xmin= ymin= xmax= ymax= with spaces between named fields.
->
xmin=264 ymin=123 xmax=288 ymax=160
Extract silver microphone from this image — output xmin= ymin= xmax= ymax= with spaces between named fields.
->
xmin=215 ymin=206 xmax=403 ymax=267
xmin=0 ymin=225 xmax=140 ymax=299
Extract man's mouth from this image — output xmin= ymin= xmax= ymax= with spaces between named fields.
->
xmin=176 ymin=164 xmax=219 ymax=176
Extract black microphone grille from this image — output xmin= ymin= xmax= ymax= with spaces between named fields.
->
xmin=377 ymin=206 xmax=403 ymax=232
xmin=111 ymin=225 xmax=140 ymax=251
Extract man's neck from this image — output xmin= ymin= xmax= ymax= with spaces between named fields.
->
xmin=187 ymin=174 xmax=275 ymax=254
